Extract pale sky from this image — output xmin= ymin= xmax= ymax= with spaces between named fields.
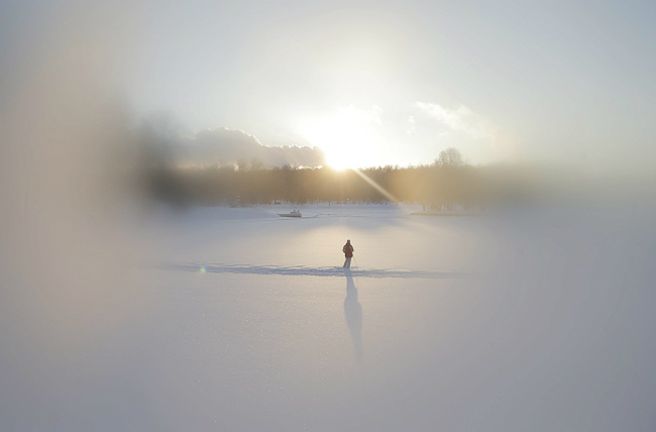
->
xmin=3 ymin=0 xmax=656 ymax=171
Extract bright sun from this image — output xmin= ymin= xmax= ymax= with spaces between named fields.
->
xmin=296 ymin=106 xmax=382 ymax=170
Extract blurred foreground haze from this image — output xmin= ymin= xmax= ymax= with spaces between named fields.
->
xmin=1 ymin=2 xmax=655 ymax=431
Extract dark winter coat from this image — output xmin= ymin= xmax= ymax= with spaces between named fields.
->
xmin=343 ymin=243 xmax=354 ymax=258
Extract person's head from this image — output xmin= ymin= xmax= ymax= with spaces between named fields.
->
xmin=346 ymin=239 xmax=351 ymax=244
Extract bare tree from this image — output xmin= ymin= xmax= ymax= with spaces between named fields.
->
xmin=436 ymin=147 xmax=464 ymax=167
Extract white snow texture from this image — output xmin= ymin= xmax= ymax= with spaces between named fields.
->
xmin=1 ymin=204 xmax=655 ymax=431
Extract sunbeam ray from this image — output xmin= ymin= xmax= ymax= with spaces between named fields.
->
xmin=351 ymin=168 xmax=399 ymax=202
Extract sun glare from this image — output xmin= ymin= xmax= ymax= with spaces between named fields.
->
xmin=297 ymin=106 xmax=382 ymax=170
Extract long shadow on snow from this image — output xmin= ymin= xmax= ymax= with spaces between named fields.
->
xmin=344 ymin=270 xmax=363 ymax=361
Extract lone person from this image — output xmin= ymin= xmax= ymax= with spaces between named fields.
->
xmin=342 ymin=239 xmax=354 ymax=269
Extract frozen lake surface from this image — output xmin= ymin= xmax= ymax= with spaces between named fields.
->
xmin=2 ymin=203 xmax=655 ymax=431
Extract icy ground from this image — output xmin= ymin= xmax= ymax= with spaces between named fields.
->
xmin=2 ymin=203 xmax=655 ymax=431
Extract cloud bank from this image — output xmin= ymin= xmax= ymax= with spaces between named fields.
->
xmin=189 ymin=128 xmax=325 ymax=168
xmin=415 ymin=102 xmax=496 ymax=140
xmin=140 ymin=122 xmax=325 ymax=168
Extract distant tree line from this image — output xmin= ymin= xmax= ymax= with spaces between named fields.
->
xmin=143 ymin=148 xmax=541 ymax=209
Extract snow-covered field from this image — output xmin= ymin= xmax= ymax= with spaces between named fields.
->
xmin=2 ymin=203 xmax=655 ymax=431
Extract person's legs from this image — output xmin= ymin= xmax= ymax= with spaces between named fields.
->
xmin=343 ymin=257 xmax=352 ymax=268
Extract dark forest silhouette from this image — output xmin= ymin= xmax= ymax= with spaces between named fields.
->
xmin=144 ymin=148 xmax=540 ymax=209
